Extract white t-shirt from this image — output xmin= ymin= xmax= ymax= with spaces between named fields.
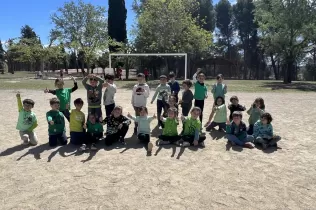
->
xmin=131 ymin=83 xmax=150 ymax=107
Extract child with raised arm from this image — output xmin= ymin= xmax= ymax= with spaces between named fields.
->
xmin=16 ymin=92 xmax=38 ymax=146
xmin=83 ymin=115 xmax=104 ymax=151
xmin=131 ymin=73 xmax=150 ymax=134
xmin=180 ymin=107 xmax=206 ymax=147
xmin=46 ymin=98 xmax=67 ymax=147
xmin=151 ymin=75 xmax=171 ymax=128
xmin=253 ymin=113 xmax=281 ymax=149
xmin=103 ymin=74 xmax=117 ymax=117
xmin=44 ymin=77 xmax=78 ymax=121
xmin=158 ymin=108 xmax=181 ymax=145
xmin=102 ymin=106 xmax=131 ymax=146
xmin=82 ymin=74 xmax=104 ymax=122
xmin=179 ymin=79 xmax=194 ymax=116
xmin=211 ymin=74 xmax=227 ymax=102
xmin=228 ymin=96 xmax=246 ymax=121
xmin=247 ymin=97 xmax=265 ymax=135
xmin=168 ymin=72 xmax=180 ymax=102
xmin=194 ymin=72 xmax=208 ymax=123
xmin=205 ymin=96 xmax=227 ymax=132
xmin=226 ymin=111 xmax=255 ymax=149
xmin=127 ymin=107 xmax=156 ymax=153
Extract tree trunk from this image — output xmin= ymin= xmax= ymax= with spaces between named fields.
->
xmin=284 ymin=59 xmax=294 ymax=84
xmin=270 ymin=53 xmax=279 ymax=80
xmin=125 ymin=57 xmax=129 ymax=80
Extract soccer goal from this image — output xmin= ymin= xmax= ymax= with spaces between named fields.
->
xmin=109 ymin=53 xmax=188 ymax=79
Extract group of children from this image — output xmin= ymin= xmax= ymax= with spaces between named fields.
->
xmin=15 ymin=70 xmax=281 ymax=153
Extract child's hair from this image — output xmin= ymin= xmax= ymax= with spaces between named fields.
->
xmin=198 ymin=72 xmax=205 ymax=77
xmin=50 ymin=97 xmax=60 ymax=105
xmin=216 ymin=74 xmax=223 ymax=80
xmin=261 ymin=112 xmax=273 ymax=124
xmin=74 ymin=98 xmax=84 ymax=105
xmin=169 ymin=72 xmax=175 ymax=78
xmin=137 ymin=73 xmax=145 ymax=78
xmin=215 ymin=96 xmax=225 ymax=105
xmin=159 ymin=75 xmax=167 ymax=79
xmin=105 ymin=74 xmax=115 ymax=80
xmin=23 ymin=99 xmax=35 ymax=107
xmin=232 ymin=111 xmax=243 ymax=119
xmin=169 ymin=95 xmax=177 ymax=103
xmin=254 ymin=97 xmax=265 ymax=109
xmin=139 ymin=106 xmax=148 ymax=114
xmin=111 ymin=105 xmax=123 ymax=115
xmin=191 ymin=106 xmax=201 ymax=113
xmin=182 ymin=79 xmax=192 ymax=88
xmin=168 ymin=107 xmax=178 ymax=116
xmin=54 ymin=78 xmax=64 ymax=86
xmin=230 ymin=96 xmax=239 ymax=103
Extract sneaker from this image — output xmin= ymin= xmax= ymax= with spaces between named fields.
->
xmin=91 ymin=143 xmax=97 ymax=151
xmin=159 ymin=140 xmax=170 ymax=145
xmin=147 ymin=142 xmax=153 ymax=152
xmin=79 ymin=144 xmax=87 ymax=152
xmin=181 ymin=141 xmax=191 ymax=147
xmin=21 ymin=134 xmax=29 ymax=145
xmin=262 ymin=143 xmax=269 ymax=150
xmin=199 ymin=142 xmax=205 ymax=148
xmin=243 ymin=142 xmax=254 ymax=149
xmin=119 ymin=137 xmax=126 ymax=145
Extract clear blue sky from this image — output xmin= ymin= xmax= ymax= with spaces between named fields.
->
xmin=0 ymin=0 xmax=226 ymax=44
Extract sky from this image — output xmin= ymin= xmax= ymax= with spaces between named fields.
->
xmin=0 ymin=0 xmax=227 ymax=45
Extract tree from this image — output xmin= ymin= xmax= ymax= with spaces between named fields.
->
xmin=108 ymin=0 xmax=127 ymax=52
xmin=255 ymin=0 xmax=316 ymax=83
xmin=194 ymin=0 xmax=215 ymax=32
xmin=0 ymin=40 xmax=4 ymax=73
xmin=51 ymin=0 xmax=108 ymax=75
xmin=21 ymin=25 xmax=37 ymax=39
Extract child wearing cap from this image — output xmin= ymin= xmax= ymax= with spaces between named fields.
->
xmin=131 ymin=73 xmax=150 ymax=134
xmin=151 ymin=75 xmax=171 ymax=128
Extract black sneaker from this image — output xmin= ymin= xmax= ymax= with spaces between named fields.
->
xmin=119 ymin=137 xmax=126 ymax=145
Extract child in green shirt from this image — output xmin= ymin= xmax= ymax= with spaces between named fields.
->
xmin=211 ymin=74 xmax=227 ymax=101
xmin=46 ymin=98 xmax=67 ymax=147
xmin=83 ymin=115 xmax=104 ymax=151
xmin=180 ymin=107 xmax=206 ymax=147
xmin=158 ymin=108 xmax=181 ymax=145
xmin=44 ymin=76 xmax=78 ymax=121
xmin=247 ymin=97 xmax=265 ymax=135
xmin=205 ymin=96 xmax=227 ymax=132
xmin=194 ymin=72 xmax=208 ymax=123
xmin=16 ymin=92 xmax=38 ymax=146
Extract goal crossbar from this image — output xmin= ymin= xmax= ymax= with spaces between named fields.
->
xmin=109 ymin=53 xmax=188 ymax=79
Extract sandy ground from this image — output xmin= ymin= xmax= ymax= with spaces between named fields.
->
xmin=0 ymin=88 xmax=316 ymax=210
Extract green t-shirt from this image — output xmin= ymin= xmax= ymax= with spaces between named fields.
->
xmin=162 ymin=118 xmax=179 ymax=136
xmin=16 ymin=95 xmax=38 ymax=132
xmin=183 ymin=117 xmax=201 ymax=136
xmin=55 ymin=88 xmax=72 ymax=111
xmin=213 ymin=104 xmax=227 ymax=123
xmin=194 ymin=82 xmax=207 ymax=100
xmin=46 ymin=110 xmax=66 ymax=135
xmin=87 ymin=121 xmax=104 ymax=134
xmin=247 ymin=107 xmax=265 ymax=125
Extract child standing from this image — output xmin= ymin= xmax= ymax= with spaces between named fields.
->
xmin=226 ymin=111 xmax=255 ymax=149
xmin=158 ymin=108 xmax=181 ymax=145
xmin=127 ymin=107 xmax=156 ymax=152
xmin=82 ymin=74 xmax=104 ymax=122
xmin=253 ymin=113 xmax=281 ymax=149
xmin=103 ymin=74 xmax=117 ymax=117
xmin=211 ymin=74 xmax=227 ymax=102
xmin=205 ymin=96 xmax=227 ymax=132
xmin=46 ymin=98 xmax=67 ymax=147
xmin=179 ymin=79 xmax=194 ymax=116
xmin=44 ymin=76 xmax=78 ymax=121
xmin=192 ymin=68 xmax=202 ymax=84
xmin=151 ymin=75 xmax=171 ymax=128
xmin=180 ymin=107 xmax=206 ymax=147
xmin=16 ymin=92 xmax=38 ymax=146
xmin=131 ymin=73 xmax=150 ymax=134
xmin=247 ymin=97 xmax=265 ymax=135
xmin=103 ymin=106 xmax=131 ymax=146
xmin=168 ymin=72 xmax=180 ymax=102
xmin=228 ymin=96 xmax=246 ymax=121
xmin=194 ymin=72 xmax=208 ymax=123
xmin=83 ymin=115 xmax=104 ymax=151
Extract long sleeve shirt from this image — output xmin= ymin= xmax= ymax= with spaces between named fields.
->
xmin=151 ymin=84 xmax=171 ymax=103
xmin=16 ymin=96 xmax=38 ymax=132
xmin=211 ymin=83 xmax=227 ymax=99
xmin=247 ymin=107 xmax=265 ymax=125
xmin=131 ymin=83 xmax=150 ymax=107
xmin=129 ymin=115 xmax=154 ymax=134
xmin=102 ymin=115 xmax=131 ymax=135
xmin=226 ymin=121 xmax=247 ymax=140
xmin=168 ymin=80 xmax=180 ymax=95
xmin=213 ymin=104 xmax=227 ymax=123
xmin=82 ymin=76 xmax=104 ymax=107
xmin=182 ymin=116 xmax=201 ymax=140
xmin=228 ymin=104 xmax=246 ymax=120
xmin=47 ymin=82 xmax=78 ymax=111
xmin=194 ymin=82 xmax=208 ymax=100
xmin=253 ymin=120 xmax=273 ymax=139
xmin=103 ymin=83 xmax=117 ymax=106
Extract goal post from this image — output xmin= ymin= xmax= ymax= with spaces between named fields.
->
xmin=109 ymin=53 xmax=188 ymax=80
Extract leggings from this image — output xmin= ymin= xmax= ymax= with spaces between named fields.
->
xmin=138 ymin=133 xmax=150 ymax=144
xmin=182 ymin=135 xmax=206 ymax=145
xmin=159 ymin=135 xmax=181 ymax=144
xmin=104 ymin=125 xmax=129 ymax=146
xmin=194 ymin=100 xmax=204 ymax=123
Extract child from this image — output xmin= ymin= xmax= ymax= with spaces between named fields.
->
xmin=44 ymin=76 xmax=78 ymax=121
xmin=16 ymin=92 xmax=38 ymax=146
xmin=151 ymin=75 xmax=171 ymax=128
xmin=228 ymin=96 xmax=246 ymax=121
xmin=127 ymin=107 xmax=156 ymax=152
xmin=211 ymin=74 xmax=227 ymax=101
xmin=205 ymin=96 xmax=227 ymax=132
xmin=179 ymin=79 xmax=194 ymax=116
xmin=166 ymin=95 xmax=178 ymax=116
xmin=168 ymin=72 xmax=180 ymax=102
xmin=131 ymin=73 xmax=150 ymax=134
xmin=66 ymin=98 xmax=85 ymax=147
xmin=192 ymin=68 xmax=202 ymax=84
xmin=247 ymin=97 xmax=265 ymax=135
xmin=194 ymin=72 xmax=208 ymax=123
xmin=253 ymin=113 xmax=281 ymax=149
xmin=102 ymin=106 xmax=131 ymax=146
xmin=180 ymin=107 xmax=206 ymax=147
xmin=82 ymin=74 xmax=104 ymax=122
xmin=226 ymin=111 xmax=255 ymax=149
xmin=103 ymin=74 xmax=117 ymax=117
xmin=158 ymin=108 xmax=181 ymax=145
xmin=46 ymin=98 xmax=67 ymax=147
xmin=83 ymin=115 xmax=104 ymax=151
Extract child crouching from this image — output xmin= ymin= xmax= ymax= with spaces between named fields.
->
xmin=82 ymin=115 xmax=104 ymax=151
xmin=158 ymin=108 xmax=181 ymax=145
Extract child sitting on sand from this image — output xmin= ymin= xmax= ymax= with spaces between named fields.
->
xmin=205 ymin=96 xmax=227 ymax=132
xmin=247 ymin=97 xmax=265 ymax=135
xmin=158 ymin=108 xmax=181 ymax=145
xmin=228 ymin=96 xmax=246 ymax=121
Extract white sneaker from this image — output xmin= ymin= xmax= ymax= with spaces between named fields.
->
xmin=147 ymin=142 xmax=153 ymax=152
xmin=79 ymin=144 xmax=87 ymax=152
xmin=21 ymin=134 xmax=29 ymax=145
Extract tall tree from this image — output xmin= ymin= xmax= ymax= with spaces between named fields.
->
xmin=108 ymin=0 xmax=127 ymax=52
xmin=255 ymin=0 xmax=316 ymax=83
xmin=0 ymin=40 xmax=4 ymax=73
xmin=21 ymin=25 xmax=37 ymax=39
xmin=194 ymin=0 xmax=216 ymax=32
